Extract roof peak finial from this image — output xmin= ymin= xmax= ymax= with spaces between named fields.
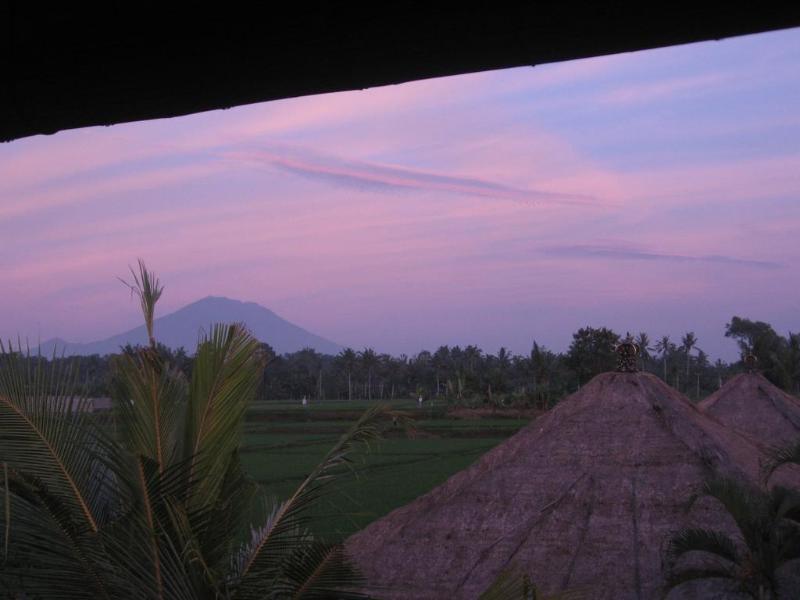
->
xmin=615 ymin=334 xmax=640 ymax=373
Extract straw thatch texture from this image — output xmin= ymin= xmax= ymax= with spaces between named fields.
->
xmin=700 ymin=373 xmax=800 ymax=448
xmin=345 ymin=372 xmax=777 ymax=599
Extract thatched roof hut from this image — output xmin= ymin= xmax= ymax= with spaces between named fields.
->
xmin=699 ymin=373 xmax=800 ymax=448
xmin=345 ymin=372 xmax=778 ymax=599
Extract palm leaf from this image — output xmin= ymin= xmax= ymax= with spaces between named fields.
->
xmin=663 ymin=528 xmax=743 ymax=599
xmin=0 ymin=342 xmax=116 ymax=535
xmin=770 ymin=485 xmax=800 ymax=524
xmin=184 ymin=323 xmax=264 ymax=508
xmin=119 ymin=258 xmax=163 ymax=349
xmin=701 ymin=477 xmax=767 ymax=548
xmin=274 ymin=540 xmax=368 ymax=599
xmin=190 ymin=451 xmax=260 ymax=577
xmin=101 ymin=455 xmax=201 ymax=600
xmin=665 ymin=527 xmax=741 ymax=568
xmin=764 ymin=439 xmax=800 ymax=481
xmin=111 ymin=351 xmax=187 ymax=473
xmin=232 ymin=403 xmax=399 ymax=598
xmin=0 ymin=469 xmax=120 ymax=599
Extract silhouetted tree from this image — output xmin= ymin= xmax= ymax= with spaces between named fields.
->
xmin=336 ymin=348 xmax=358 ymax=401
xmin=655 ymin=335 xmax=673 ymax=381
xmin=359 ymin=347 xmax=379 ymax=401
xmin=565 ymin=326 xmax=620 ymax=385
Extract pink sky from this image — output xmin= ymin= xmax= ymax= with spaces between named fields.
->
xmin=1 ymin=28 xmax=799 ymax=360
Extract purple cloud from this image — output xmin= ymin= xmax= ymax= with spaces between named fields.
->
xmin=540 ymin=244 xmax=782 ymax=269
xmin=229 ymin=146 xmax=603 ymax=207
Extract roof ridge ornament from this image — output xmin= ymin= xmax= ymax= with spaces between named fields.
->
xmin=615 ymin=335 xmax=640 ymax=372
xmin=743 ymin=353 xmax=758 ymax=373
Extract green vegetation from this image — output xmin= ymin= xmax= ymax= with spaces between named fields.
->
xmin=664 ymin=476 xmax=800 ymax=599
xmin=22 ymin=319 xmax=800 ymax=412
xmin=0 ymin=262 xmax=402 ymax=599
xmin=238 ymin=398 xmax=529 ymax=539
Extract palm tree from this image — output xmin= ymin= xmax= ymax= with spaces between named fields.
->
xmin=681 ymin=331 xmax=698 ymax=383
xmin=432 ymin=346 xmax=451 ymax=398
xmin=336 ymin=348 xmax=358 ymax=402
xmin=119 ymin=257 xmax=163 ymax=350
xmin=0 ymin=261 xmax=394 ymax=598
xmin=655 ymin=335 xmax=672 ymax=381
xmin=463 ymin=345 xmax=482 ymax=375
xmin=635 ymin=332 xmax=652 ymax=372
xmin=358 ymin=348 xmax=378 ymax=401
xmin=664 ymin=476 xmax=800 ymax=599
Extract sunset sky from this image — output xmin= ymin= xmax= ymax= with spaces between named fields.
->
xmin=1 ymin=28 xmax=798 ymax=360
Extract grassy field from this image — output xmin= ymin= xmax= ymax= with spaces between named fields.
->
xmin=240 ymin=400 xmax=532 ymax=541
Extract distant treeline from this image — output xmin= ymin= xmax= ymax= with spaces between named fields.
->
xmin=5 ymin=316 xmax=799 ymax=406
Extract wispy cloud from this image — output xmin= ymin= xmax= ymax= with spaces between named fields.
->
xmin=0 ymin=161 xmax=230 ymax=220
xmin=228 ymin=146 xmax=605 ymax=207
xmin=540 ymin=244 xmax=782 ymax=269
xmin=594 ymin=73 xmax=730 ymax=106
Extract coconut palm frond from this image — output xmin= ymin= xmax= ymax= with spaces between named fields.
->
xmin=770 ymin=485 xmax=800 ymax=523
xmin=191 ymin=451 xmax=260 ymax=576
xmin=664 ymin=528 xmax=740 ymax=569
xmin=112 ymin=351 xmax=188 ymax=473
xmin=0 ymin=342 xmax=116 ymax=536
xmin=4 ymin=262 xmax=391 ymax=598
xmin=701 ymin=477 xmax=767 ymax=546
xmin=101 ymin=455 xmax=202 ymax=600
xmin=275 ymin=541 xmax=368 ymax=600
xmin=144 ymin=450 xmax=262 ymax=597
xmin=185 ymin=323 xmax=264 ymax=508
xmin=160 ymin=495 xmax=222 ymax=598
xmin=119 ymin=258 xmax=163 ymax=349
xmin=663 ymin=476 xmax=800 ymax=598
xmin=764 ymin=438 xmax=800 ymax=481
xmin=768 ymin=486 xmax=800 ymax=564
xmin=0 ymin=469 xmax=119 ymax=599
xmin=232 ymin=404 xmax=398 ymax=597
xmin=775 ymin=529 xmax=800 ymax=565
xmin=663 ymin=527 xmax=742 ymax=599
xmin=103 ymin=514 xmax=198 ymax=600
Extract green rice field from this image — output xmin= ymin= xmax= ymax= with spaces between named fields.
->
xmin=240 ymin=400 xmax=533 ymax=540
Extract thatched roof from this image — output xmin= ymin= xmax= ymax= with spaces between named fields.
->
xmin=345 ymin=372 xmax=779 ymax=599
xmin=699 ymin=373 xmax=800 ymax=448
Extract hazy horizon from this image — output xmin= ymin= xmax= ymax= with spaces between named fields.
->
xmin=2 ymin=28 xmax=799 ymax=361
xmin=25 ymin=292 xmax=772 ymax=362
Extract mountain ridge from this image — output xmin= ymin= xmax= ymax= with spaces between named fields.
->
xmin=37 ymin=296 xmax=343 ymax=357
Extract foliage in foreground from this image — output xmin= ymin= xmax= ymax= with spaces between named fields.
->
xmin=0 ymin=261 xmax=401 ymax=599
xmin=664 ymin=476 xmax=800 ymax=599
xmin=765 ymin=439 xmax=800 ymax=482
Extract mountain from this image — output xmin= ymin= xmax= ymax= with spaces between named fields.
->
xmin=38 ymin=296 xmax=343 ymax=356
